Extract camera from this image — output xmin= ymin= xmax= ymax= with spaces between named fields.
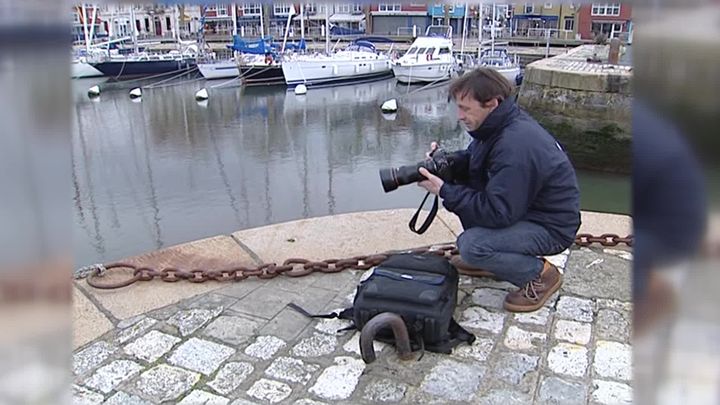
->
xmin=379 ymin=148 xmax=459 ymax=193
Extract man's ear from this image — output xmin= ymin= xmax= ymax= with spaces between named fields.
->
xmin=482 ymin=98 xmax=499 ymax=109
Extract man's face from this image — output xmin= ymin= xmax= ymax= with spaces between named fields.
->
xmin=455 ymin=93 xmax=499 ymax=132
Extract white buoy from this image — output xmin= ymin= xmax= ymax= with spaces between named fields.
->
xmin=196 ymin=99 xmax=209 ymax=108
xmin=129 ymin=88 xmax=142 ymax=99
xmin=87 ymin=85 xmax=100 ymax=97
xmin=381 ymin=98 xmax=398 ymax=113
xmin=195 ymin=88 xmax=209 ymax=101
xmin=294 ymin=84 xmax=307 ymax=95
xmin=381 ymin=113 xmax=397 ymax=121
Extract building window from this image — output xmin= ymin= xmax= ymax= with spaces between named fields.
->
xmin=564 ymin=16 xmax=574 ymax=31
xmin=217 ymin=5 xmax=228 ymax=16
xmin=337 ymin=4 xmax=351 ymax=13
xmin=591 ymin=3 xmax=621 ymax=16
xmin=524 ymin=3 xmax=534 ymax=14
xmin=242 ymin=4 xmax=261 ymax=16
xmin=352 ymin=4 xmax=363 ymax=13
xmin=166 ymin=16 xmax=171 ymax=30
xmin=379 ymin=4 xmax=402 ymax=12
xmin=273 ymin=3 xmax=291 ymax=15
xmin=304 ymin=4 xmax=317 ymax=14
xmin=544 ymin=3 xmax=553 ymax=9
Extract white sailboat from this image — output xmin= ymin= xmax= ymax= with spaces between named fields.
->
xmin=198 ymin=4 xmax=240 ymax=79
xmin=281 ymin=7 xmax=392 ymax=88
xmin=476 ymin=3 xmax=521 ymax=84
xmin=391 ymin=25 xmax=457 ymax=84
xmin=72 ymin=5 xmax=103 ymax=78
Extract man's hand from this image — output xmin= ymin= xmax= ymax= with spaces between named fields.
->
xmin=418 ymin=167 xmax=444 ymax=195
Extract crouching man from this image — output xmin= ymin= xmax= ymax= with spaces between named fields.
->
xmin=418 ymin=68 xmax=581 ymax=312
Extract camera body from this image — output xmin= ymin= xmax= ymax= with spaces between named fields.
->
xmin=379 ymin=148 xmax=457 ymax=193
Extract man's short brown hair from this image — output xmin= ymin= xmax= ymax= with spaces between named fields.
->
xmin=448 ymin=68 xmax=514 ymax=104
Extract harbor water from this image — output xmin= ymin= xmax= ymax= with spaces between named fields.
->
xmin=72 ymin=77 xmax=629 ymax=266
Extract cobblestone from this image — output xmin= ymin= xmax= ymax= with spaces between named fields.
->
xmin=491 ymin=352 xmax=539 ymax=385
xmin=208 ymin=362 xmax=254 ymax=395
xmin=247 ymin=378 xmax=293 ymax=403
xmin=72 ymin=384 xmax=104 ymax=405
xmin=547 ymin=343 xmax=589 ymax=377
xmin=593 ymin=341 xmax=632 ymax=380
xmin=103 ymin=391 xmax=151 ymax=405
xmin=265 ymin=357 xmax=319 ymax=385
xmin=471 ymin=288 xmax=507 ymax=309
xmin=244 ymin=335 xmax=287 ymax=360
xmin=420 ymin=359 xmax=485 ymax=401
xmin=309 ymin=357 xmax=366 ymax=400
xmin=168 ymin=338 xmax=235 ymax=375
xmin=83 ymin=360 xmax=143 ymax=394
xmin=452 ymin=337 xmax=494 ymax=362
xmin=168 ymin=308 xmax=222 ymax=337
xmin=513 ymin=307 xmax=552 ymax=326
xmin=123 ymin=330 xmax=180 ymax=363
xmin=538 ymin=376 xmax=588 ymax=404
xmin=503 ymin=326 xmax=546 ymax=351
xmin=591 ymin=380 xmax=632 ymax=404
xmin=596 ymin=309 xmax=631 ymax=342
xmin=554 ymin=319 xmax=593 ymax=345
xmin=342 ymin=332 xmax=388 ymax=356
xmin=556 ymin=296 xmax=595 ymax=323
xmin=116 ymin=317 xmax=158 ymax=344
xmin=134 ymin=364 xmax=200 ymax=403
xmin=459 ymin=306 xmax=506 ymax=334
xmin=291 ymin=333 xmax=337 ymax=358
xmin=177 ymin=390 xmax=229 ymax=405
xmin=363 ymin=378 xmax=407 ymax=402
xmin=73 ymin=341 xmax=117 ymax=375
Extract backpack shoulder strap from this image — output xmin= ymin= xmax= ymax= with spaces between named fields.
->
xmin=286 ymin=302 xmax=354 ymax=320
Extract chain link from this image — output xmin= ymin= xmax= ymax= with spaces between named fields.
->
xmin=84 ymin=234 xmax=633 ymax=290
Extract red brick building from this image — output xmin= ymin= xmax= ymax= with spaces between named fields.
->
xmin=577 ymin=3 xmax=632 ymax=40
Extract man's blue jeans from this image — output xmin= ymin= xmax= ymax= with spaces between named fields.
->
xmin=456 ymin=221 xmax=568 ymax=287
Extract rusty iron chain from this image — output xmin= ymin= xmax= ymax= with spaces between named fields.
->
xmin=85 ymin=234 xmax=633 ymax=290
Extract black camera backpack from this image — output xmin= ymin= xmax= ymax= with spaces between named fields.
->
xmin=289 ymin=253 xmax=475 ymax=354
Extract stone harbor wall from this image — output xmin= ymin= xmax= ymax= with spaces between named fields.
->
xmin=518 ymin=45 xmax=632 ymax=174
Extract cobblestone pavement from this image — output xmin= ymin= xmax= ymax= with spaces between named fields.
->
xmin=72 ymin=246 xmax=632 ymax=404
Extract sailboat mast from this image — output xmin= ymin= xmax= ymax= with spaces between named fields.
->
xmin=300 ymin=3 xmax=305 ymax=40
xmin=477 ymin=2 xmax=483 ymax=58
xmin=130 ymin=5 xmax=139 ymax=54
xmin=460 ymin=3 xmax=468 ymax=56
xmin=325 ymin=5 xmax=330 ymax=54
xmin=259 ymin=4 xmax=265 ymax=38
xmin=231 ymin=4 xmax=237 ymax=36
xmin=81 ymin=5 xmax=90 ymax=54
xmin=491 ymin=2 xmax=496 ymax=54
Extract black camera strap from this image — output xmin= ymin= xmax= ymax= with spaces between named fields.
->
xmin=409 ymin=192 xmax=439 ymax=235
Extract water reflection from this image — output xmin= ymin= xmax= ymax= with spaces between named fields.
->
xmin=72 ymin=78 xmax=628 ymax=265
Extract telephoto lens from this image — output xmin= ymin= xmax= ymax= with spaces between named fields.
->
xmin=379 ymin=162 xmax=430 ymax=193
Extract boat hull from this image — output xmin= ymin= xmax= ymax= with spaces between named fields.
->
xmin=198 ymin=62 xmax=239 ymax=79
xmin=392 ymin=62 xmax=454 ymax=84
xmin=282 ymin=58 xmax=393 ymax=88
xmin=72 ymin=60 xmax=103 ymax=78
xmin=239 ymin=65 xmax=285 ymax=86
xmin=91 ymin=59 xmax=196 ymax=78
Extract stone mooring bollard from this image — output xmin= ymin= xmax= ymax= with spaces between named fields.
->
xmin=608 ymin=38 xmax=621 ymax=65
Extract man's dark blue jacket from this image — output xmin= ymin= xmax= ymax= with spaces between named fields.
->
xmin=438 ymin=98 xmax=581 ymax=247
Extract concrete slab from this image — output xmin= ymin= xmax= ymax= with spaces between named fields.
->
xmin=78 ymin=236 xmax=256 ymax=320
xmin=579 ymin=211 xmax=632 ymax=238
xmin=73 ymin=286 xmax=113 ymax=350
xmin=231 ymin=209 xmax=457 ymax=264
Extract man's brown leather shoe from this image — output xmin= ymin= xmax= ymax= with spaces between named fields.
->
xmin=504 ymin=259 xmax=562 ymax=312
xmin=449 ymin=255 xmax=496 ymax=278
